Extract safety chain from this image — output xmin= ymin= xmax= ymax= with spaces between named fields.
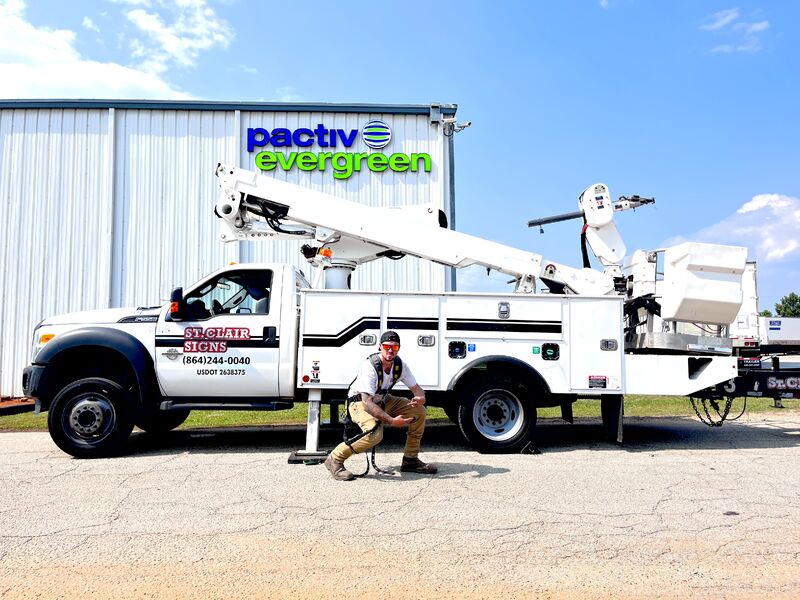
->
xmin=690 ymin=396 xmax=739 ymax=427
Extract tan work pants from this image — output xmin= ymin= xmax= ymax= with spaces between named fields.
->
xmin=330 ymin=394 xmax=427 ymax=463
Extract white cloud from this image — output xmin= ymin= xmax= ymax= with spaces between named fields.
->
xmin=700 ymin=8 xmax=769 ymax=53
xmin=124 ymin=0 xmax=233 ymax=74
xmin=599 ymin=0 xmax=609 ymax=9
xmin=684 ymin=193 xmax=800 ymax=265
xmin=82 ymin=16 xmax=100 ymax=33
xmin=701 ymin=8 xmax=740 ymax=31
xmin=273 ymin=86 xmax=302 ymax=102
xmin=0 ymin=0 xmax=192 ymax=99
xmin=232 ymin=64 xmax=257 ymax=75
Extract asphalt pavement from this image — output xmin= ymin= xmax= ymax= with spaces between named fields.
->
xmin=0 ymin=413 xmax=799 ymax=599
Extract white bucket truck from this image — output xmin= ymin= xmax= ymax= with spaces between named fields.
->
xmin=23 ymin=165 xmax=747 ymax=458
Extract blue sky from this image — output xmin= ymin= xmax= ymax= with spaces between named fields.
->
xmin=1 ymin=0 xmax=798 ymax=311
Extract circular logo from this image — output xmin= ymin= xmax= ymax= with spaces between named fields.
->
xmin=361 ymin=119 xmax=392 ymax=149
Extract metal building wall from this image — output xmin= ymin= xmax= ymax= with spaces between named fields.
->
xmin=0 ymin=108 xmax=113 ymax=397
xmin=0 ymin=102 xmax=454 ymax=396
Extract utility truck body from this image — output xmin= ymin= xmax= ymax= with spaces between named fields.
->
xmin=22 ymin=164 xmax=750 ymax=458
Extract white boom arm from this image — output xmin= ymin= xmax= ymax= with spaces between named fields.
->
xmin=214 ymin=164 xmax=617 ymax=294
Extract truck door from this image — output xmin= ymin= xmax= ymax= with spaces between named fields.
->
xmin=155 ymin=269 xmax=282 ymax=399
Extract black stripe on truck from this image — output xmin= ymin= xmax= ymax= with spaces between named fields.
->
xmin=446 ymin=319 xmax=562 ymax=334
xmin=387 ymin=318 xmax=439 ymax=331
xmin=302 ymin=316 xmax=561 ymax=347
xmin=302 ymin=318 xmax=381 ymax=347
xmin=303 ymin=317 xmax=440 ymax=347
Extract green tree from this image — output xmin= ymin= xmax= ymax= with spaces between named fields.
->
xmin=759 ymin=309 xmax=773 ymax=317
xmin=775 ymin=292 xmax=800 ymax=317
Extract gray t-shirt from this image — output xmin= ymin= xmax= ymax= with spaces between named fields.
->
xmin=347 ymin=357 xmax=417 ymax=398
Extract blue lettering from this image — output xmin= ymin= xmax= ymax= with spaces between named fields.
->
xmin=292 ymin=128 xmax=314 ymax=147
xmin=246 ymin=125 xmax=371 ymax=152
xmin=314 ymin=124 xmax=329 ymax=147
xmin=337 ymin=129 xmax=358 ymax=147
xmin=270 ymin=128 xmax=292 ymax=147
xmin=247 ymin=128 xmax=269 ymax=152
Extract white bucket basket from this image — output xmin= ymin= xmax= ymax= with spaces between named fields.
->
xmin=660 ymin=242 xmax=747 ymax=325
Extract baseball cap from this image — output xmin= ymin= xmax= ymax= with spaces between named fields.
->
xmin=380 ymin=330 xmax=401 ymax=344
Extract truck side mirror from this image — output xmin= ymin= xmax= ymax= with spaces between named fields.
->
xmin=169 ymin=287 xmax=185 ymax=321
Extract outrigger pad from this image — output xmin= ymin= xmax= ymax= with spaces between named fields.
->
xmin=288 ymin=450 xmax=328 ymax=465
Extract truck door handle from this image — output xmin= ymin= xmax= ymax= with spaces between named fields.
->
xmin=264 ymin=326 xmax=277 ymax=344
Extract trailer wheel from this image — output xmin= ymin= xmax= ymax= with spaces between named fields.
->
xmin=47 ymin=377 xmax=134 ymax=458
xmin=135 ymin=409 xmax=191 ymax=434
xmin=457 ymin=375 xmax=535 ymax=453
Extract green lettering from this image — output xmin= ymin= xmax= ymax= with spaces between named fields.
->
xmin=389 ymin=153 xmax=410 ymax=172
xmin=368 ymin=153 xmax=389 ymax=172
xmin=297 ymin=152 xmax=317 ymax=171
xmin=255 ymin=151 xmax=277 ymax=171
xmin=332 ymin=153 xmax=354 ymax=180
xmin=276 ymin=152 xmax=297 ymax=170
xmin=410 ymin=153 xmax=432 ymax=173
xmin=353 ymin=152 xmax=368 ymax=172
xmin=317 ymin=152 xmax=332 ymax=171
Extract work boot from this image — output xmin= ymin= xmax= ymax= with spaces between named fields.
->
xmin=324 ymin=455 xmax=355 ymax=481
xmin=400 ymin=456 xmax=438 ymax=474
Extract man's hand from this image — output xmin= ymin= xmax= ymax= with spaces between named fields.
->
xmin=389 ymin=415 xmax=414 ymax=427
xmin=409 ymin=395 xmax=426 ymax=408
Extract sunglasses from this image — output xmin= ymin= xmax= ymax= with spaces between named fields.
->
xmin=381 ymin=343 xmax=400 ymax=352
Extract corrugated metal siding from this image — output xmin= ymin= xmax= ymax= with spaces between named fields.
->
xmin=112 ymin=109 xmax=240 ymax=307
xmin=0 ymin=109 xmax=113 ymax=396
xmin=0 ymin=105 xmax=450 ymax=396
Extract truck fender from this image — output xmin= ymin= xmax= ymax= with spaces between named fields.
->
xmin=34 ymin=327 xmax=158 ymax=410
xmin=446 ymin=355 xmax=551 ymax=394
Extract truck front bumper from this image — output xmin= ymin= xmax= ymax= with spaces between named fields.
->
xmin=22 ymin=365 xmax=45 ymax=400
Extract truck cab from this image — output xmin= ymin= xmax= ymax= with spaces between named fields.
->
xmin=23 ymin=263 xmax=306 ymax=457
xmin=156 ymin=263 xmax=305 ymax=402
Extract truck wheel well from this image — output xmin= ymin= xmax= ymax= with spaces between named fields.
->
xmin=45 ymin=347 xmax=139 ymax=408
xmin=451 ymin=359 xmax=549 ymax=406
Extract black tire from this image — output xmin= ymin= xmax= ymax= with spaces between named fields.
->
xmin=47 ymin=377 xmax=134 ymax=458
xmin=443 ymin=402 xmax=459 ymax=424
xmin=135 ymin=409 xmax=191 ymax=434
xmin=457 ymin=375 xmax=536 ymax=453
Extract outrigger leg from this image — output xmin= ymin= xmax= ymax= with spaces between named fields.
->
xmin=288 ymin=389 xmax=328 ymax=464
xmin=601 ymin=394 xmax=624 ymax=444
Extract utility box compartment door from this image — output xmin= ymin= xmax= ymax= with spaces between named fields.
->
xmin=298 ymin=291 xmax=383 ymax=388
xmin=568 ymin=298 xmax=623 ymax=392
xmin=386 ymin=295 xmax=440 ymax=388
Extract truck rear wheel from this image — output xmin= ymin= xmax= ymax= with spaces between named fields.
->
xmin=135 ymin=409 xmax=191 ymax=434
xmin=457 ymin=375 xmax=535 ymax=453
xmin=47 ymin=377 xmax=134 ymax=458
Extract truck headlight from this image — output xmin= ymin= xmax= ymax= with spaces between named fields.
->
xmin=30 ymin=329 xmax=55 ymax=362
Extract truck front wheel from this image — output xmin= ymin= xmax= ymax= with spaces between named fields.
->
xmin=47 ymin=377 xmax=134 ymax=458
xmin=457 ymin=375 xmax=535 ymax=453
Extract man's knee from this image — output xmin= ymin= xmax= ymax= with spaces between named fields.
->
xmin=409 ymin=404 xmax=426 ymax=422
xmin=359 ymin=426 xmax=383 ymax=450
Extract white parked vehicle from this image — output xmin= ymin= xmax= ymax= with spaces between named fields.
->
xmin=24 ymin=165 xmax=748 ymax=458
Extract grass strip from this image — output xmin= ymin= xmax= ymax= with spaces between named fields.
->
xmin=1 ymin=396 xmax=797 ymax=432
